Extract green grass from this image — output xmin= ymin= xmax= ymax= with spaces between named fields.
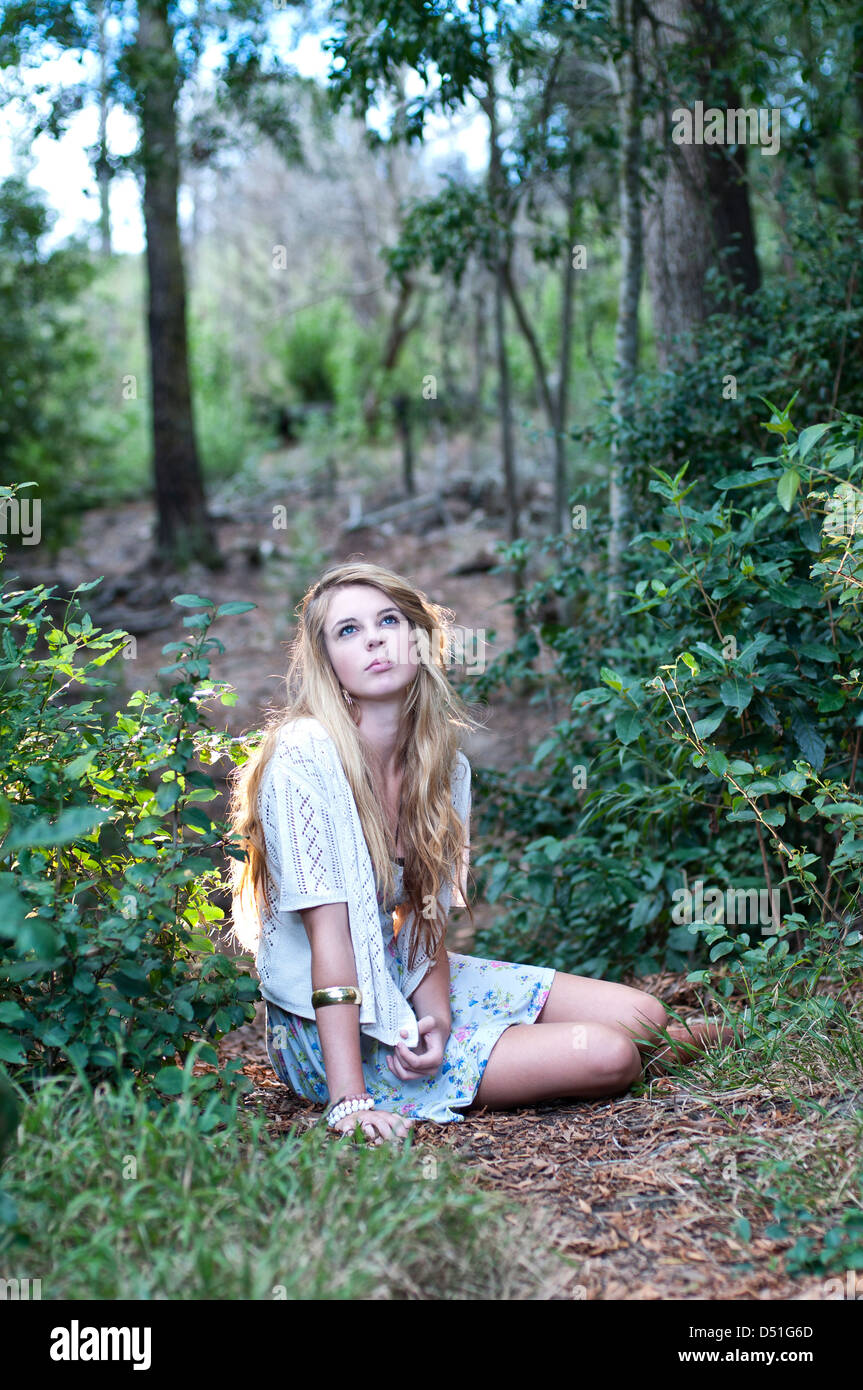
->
xmin=0 ymin=1072 xmax=553 ymax=1300
xmin=636 ymin=985 xmax=863 ymax=1279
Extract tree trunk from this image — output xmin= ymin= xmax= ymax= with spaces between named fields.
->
xmin=640 ymin=0 xmax=760 ymax=368
xmin=856 ymin=20 xmax=863 ymax=226
xmin=608 ymin=0 xmax=644 ymax=628
xmin=696 ymin=1 xmax=761 ymax=307
xmin=471 ymin=277 xmax=488 ymax=438
xmin=493 ymin=262 xmax=519 ymax=549
xmin=485 ymin=74 xmax=525 ymax=632
xmin=556 ymin=133 xmax=578 ymax=541
xmin=136 ymin=0 xmax=219 ymax=567
xmin=95 ymin=0 xmax=112 ymax=257
xmin=485 ymin=76 xmax=521 ymax=552
xmin=392 ymin=393 xmax=415 ymax=496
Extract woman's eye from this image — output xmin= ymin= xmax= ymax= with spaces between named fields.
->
xmin=338 ymin=614 xmax=400 ymax=637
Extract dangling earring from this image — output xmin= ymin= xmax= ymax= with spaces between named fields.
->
xmin=340 ymin=685 xmax=354 ymax=707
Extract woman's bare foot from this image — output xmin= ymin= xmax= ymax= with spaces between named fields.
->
xmin=649 ymin=1016 xmax=736 ymax=1068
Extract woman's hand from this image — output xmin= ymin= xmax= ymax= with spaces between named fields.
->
xmin=386 ymin=1015 xmax=448 ymax=1082
xmin=332 ymin=1109 xmax=413 ymax=1145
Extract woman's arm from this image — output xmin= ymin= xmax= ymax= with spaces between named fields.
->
xmin=385 ymin=938 xmax=451 ymax=1083
xmin=406 ymin=812 xmax=468 ymax=1029
xmin=299 ymin=901 xmax=367 ymax=1099
xmin=407 ymin=939 xmax=452 ymax=1035
xmin=299 ymin=901 xmax=413 ymax=1143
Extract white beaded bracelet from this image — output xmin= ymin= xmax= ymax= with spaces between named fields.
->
xmin=326 ymin=1094 xmax=375 ymax=1129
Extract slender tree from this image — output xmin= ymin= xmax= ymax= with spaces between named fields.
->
xmin=608 ymin=0 xmax=644 ymax=626
xmin=639 ymin=0 xmax=761 ymax=366
xmin=0 ymin=0 xmax=301 ymax=565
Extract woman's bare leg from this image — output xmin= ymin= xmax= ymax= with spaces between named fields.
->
xmin=468 ymin=1020 xmax=642 ymax=1110
xmin=465 ymin=971 xmax=736 ymax=1112
xmin=535 ymin=970 xmax=668 ymax=1055
xmin=535 ymin=970 xmax=735 ymax=1061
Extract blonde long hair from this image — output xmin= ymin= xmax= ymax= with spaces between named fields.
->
xmin=226 ymin=561 xmax=481 ymax=971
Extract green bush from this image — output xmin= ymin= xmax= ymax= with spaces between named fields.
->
xmin=584 ymin=203 xmax=863 ymax=509
xmin=0 ymin=492 xmax=259 ymax=1101
xmin=0 ymin=176 xmax=111 ymax=552
xmin=188 ymin=312 xmax=270 ymax=480
xmin=463 ymin=405 xmax=863 ymax=999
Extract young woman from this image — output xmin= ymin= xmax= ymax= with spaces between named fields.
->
xmin=228 ymin=560 xmax=732 ymax=1145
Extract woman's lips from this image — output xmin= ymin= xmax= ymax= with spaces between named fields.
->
xmin=366 ymin=659 xmax=393 ymax=671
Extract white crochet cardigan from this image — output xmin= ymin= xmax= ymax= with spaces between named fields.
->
xmin=255 ymin=715 xmax=472 ymax=1048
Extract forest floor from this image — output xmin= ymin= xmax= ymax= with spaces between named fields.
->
xmin=220 ymin=987 xmax=857 ymax=1303
xmin=24 ymin=436 xmax=857 ymax=1301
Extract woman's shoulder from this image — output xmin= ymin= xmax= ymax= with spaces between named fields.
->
xmin=275 ymin=715 xmax=334 ymax=749
xmin=451 ymin=748 xmax=471 ymax=814
xmin=452 ymin=748 xmax=471 ymax=781
xmin=269 ymin=717 xmax=340 ymax=781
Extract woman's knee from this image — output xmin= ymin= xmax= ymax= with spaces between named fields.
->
xmin=585 ymin=1022 xmax=642 ymax=1088
xmin=626 ymin=990 xmax=668 ymax=1040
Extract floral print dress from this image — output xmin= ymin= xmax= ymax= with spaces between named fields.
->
xmin=264 ymin=860 xmax=556 ymax=1123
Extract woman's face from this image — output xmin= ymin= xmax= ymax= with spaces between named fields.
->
xmin=323 ymin=584 xmax=420 ymax=703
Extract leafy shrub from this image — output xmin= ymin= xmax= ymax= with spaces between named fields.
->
xmin=0 ymin=176 xmax=111 ymax=552
xmin=0 ymin=493 xmax=259 ymax=1102
xmin=463 ymin=405 xmax=863 ymax=997
xmin=584 ymin=204 xmax=863 ymax=509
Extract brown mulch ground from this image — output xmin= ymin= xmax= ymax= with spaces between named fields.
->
xmin=212 ymin=967 xmax=853 ymax=1302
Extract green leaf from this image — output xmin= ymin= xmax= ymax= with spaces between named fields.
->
xmin=719 ymin=679 xmax=753 ymax=713
xmin=713 ymin=470 xmax=775 ymax=491
xmin=156 ymin=781 xmax=181 ymax=812
xmin=172 ymin=594 xmax=213 ymax=608
xmin=777 ymin=469 xmax=800 ymax=511
xmin=532 ymin=737 xmax=558 ymax=768
xmin=615 ymin=709 xmax=643 ymax=745
xmin=187 ymin=934 xmax=215 ymax=955
xmin=153 ymin=1067 xmax=187 ymax=1095
xmin=693 ymin=710 xmax=726 ymax=739
xmin=797 ymin=641 xmax=836 ymax=663
xmin=817 ymin=690 xmax=845 ymax=712
xmin=4 ymin=806 xmax=112 ymax=851
xmin=779 ymin=771 xmax=808 ymax=794
xmin=0 ymin=1035 xmax=26 ymax=1064
xmin=215 ymin=601 xmax=256 ymax=617
xmin=709 ymin=941 xmax=736 ymax=960
xmin=600 ymin=667 xmax=624 ymax=692
xmin=0 ymin=877 xmax=28 ymax=937
xmin=732 ymin=1216 xmax=752 ymax=1243
xmin=16 ymin=920 xmax=59 ymax=956
xmin=182 ymin=806 xmax=213 ymax=834
xmin=797 ymin=422 xmax=835 ymax=461
xmin=705 ymin=749 xmax=729 ymax=777
xmin=64 ymin=752 xmax=96 ymax=781
xmin=791 ymin=713 xmax=826 ymax=771
xmin=797 ymin=516 xmax=822 ymax=552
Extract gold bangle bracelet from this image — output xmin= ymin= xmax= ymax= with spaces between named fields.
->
xmin=312 ymin=986 xmax=363 ymax=1008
